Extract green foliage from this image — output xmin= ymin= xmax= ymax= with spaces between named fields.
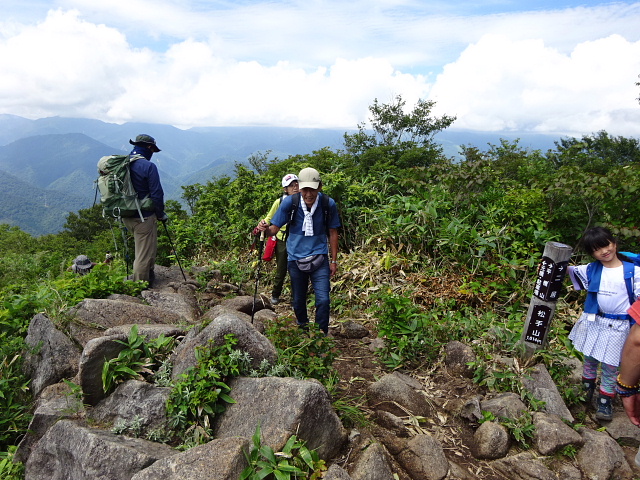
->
xmin=0 ymin=447 xmax=24 ymax=480
xmin=265 ymin=318 xmax=338 ymax=385
xmin=102 ymin=325 xmax=176 ymax=394
xmin=166 ymin=334 xmax=249 ymax=444
xmin=479 ymin=410 xmax=536 ymax=449
xmin=240 ymin=424 xmax=327 ymax=480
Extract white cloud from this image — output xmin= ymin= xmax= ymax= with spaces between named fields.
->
xmin=0 ymin=2 xmax=639 ymax=135
xmin=430 ymin=33 xmax=640 ymax=136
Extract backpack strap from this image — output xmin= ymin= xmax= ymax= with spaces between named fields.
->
xmin=585 ymin=260 xmax=635 ymax=320
xmin=284 ymin=192 xmax=332 ymax=241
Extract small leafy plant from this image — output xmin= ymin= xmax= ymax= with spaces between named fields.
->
xmin=102 ymin=325 xmax=176 ymax=394
xmin=166 ymin=334 xmax=250 ymax=444
xmin=266 ymin=318 xmax=338 ymax=385
xmin=240 ymin=424 xmax=327 ymax=480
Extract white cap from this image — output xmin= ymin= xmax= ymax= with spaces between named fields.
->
xmin=298 ymin=167 xmax=321 ymax=189
xmin=281 ymin=173 xmax=299 ymax=188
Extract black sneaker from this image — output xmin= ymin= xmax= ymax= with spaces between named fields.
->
xmin=595 ymin=395 xmax=613 ymax=421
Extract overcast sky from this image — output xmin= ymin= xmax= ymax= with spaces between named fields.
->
xmin=1 ymin=1 xmax=639 ymax=137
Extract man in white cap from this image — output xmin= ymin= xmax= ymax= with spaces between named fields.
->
xmin=122 ymin=134 xmax=167 ymax=287
xmin=261 ymin=174 xmax=299 ymax=304
xmin=257 ymin=167 xmax=341 ymax=334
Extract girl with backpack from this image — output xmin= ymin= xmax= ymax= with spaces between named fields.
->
xmin=568 ymin=226 xmax=640 ymax=421
xmin=262 ymin=174 xmax=299 ymax=305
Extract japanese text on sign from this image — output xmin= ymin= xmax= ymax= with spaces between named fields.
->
xmin=524 ymin=305 xmax=552 ymax=345
xmin=533 ymin=256 xmax=568 ymax=302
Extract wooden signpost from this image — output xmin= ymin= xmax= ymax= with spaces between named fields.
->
xmin=521 ymin=241 xmax=573 ymax=357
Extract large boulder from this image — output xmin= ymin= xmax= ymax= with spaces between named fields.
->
xmin=25 ymin=420 xmax=177 ymax=480
xmin=131 ymin=437 xmax=249 ymax=480
xmin=367 ymin=372 xmax=431 ymax=417
xmin=22 ymin=313 xmax=80 ymax=397
xmin=171 ymin=313 xmax=277 ymax=378
xmin=77 ymin=334 xmax=128 ymax=406
xmin=67 ymin=299 xmax=186 ymax=346
xmin=88 ymin=380 xmax=171 ymax=436
xmin=215 ymin=376 xmax=347 ymax=460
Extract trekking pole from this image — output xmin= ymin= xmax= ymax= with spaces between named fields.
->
xmin=161 ymin=221 xmax=187 ymax=281
xmin=251 ymin=231 xmax=265 ymax=324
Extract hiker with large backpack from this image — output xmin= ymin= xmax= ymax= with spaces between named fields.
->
xmin=255 ymin=167 xmax=341 ymax=335
xmin=102 ymin=134 xmax=167 ymax=286
xmin=567 ymin=226 xmax=640 ymax=421
xmin=260 ymin=173 xmax=299 ymax=305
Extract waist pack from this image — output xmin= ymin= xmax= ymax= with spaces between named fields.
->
xmin=296 ymin=254 xmax=325 ymax=273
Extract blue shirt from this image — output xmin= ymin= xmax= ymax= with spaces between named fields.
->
xmin=129 ymin=147 xmax=165 ymax=218
xmin=271 ymin=193 xmax=341 ymax=261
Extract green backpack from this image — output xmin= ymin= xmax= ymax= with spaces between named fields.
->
xmin=97 ymin=154 xmax=153 ymax=220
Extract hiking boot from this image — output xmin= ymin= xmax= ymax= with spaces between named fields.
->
xmin=582 ymin=378 xmax=596 ymax=404
xmin=595 ymin=394 xmax=613 ymax=421
xmin=271 ymin=296 xmax=280 ymax=305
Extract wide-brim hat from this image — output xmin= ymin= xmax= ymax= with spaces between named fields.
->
xmin=298 ymin=167 xmax=321 ymax=189
xmin=73 ymin=255 xmax=95 ymax=270
xmin=129 ymin=134 xmax=161 ymax=152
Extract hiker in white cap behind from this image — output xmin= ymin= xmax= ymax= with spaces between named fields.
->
xmin=261 ymin=174 xmax=299 ymax=304
xmin=256 ymin=167 xmax=341 ymax=334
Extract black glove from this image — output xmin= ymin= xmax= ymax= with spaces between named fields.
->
xmin=158 ymin=213 xmax=169 ymax=223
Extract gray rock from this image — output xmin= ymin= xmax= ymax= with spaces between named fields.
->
xmin=576 ymin=428 xmax=633 ymax=480
xmin=325 ymin=464 xmax=353 ymax=479
xmin=171 ymin=313 xmax=277 ymax=379
xmin=491 ymin=452 xmax=558 ymax=480
xmin=131 ymin=437 xmax=249 ymax=480
xmin=337 ymin=320 xmax=370 ymax=339
xmin=350 ymin=442 xmax=396 ymax=480
xmin=103 ymin=323 xmax=186 ymax=340
xmin=397 ymin=433 xmax=449 ymax=480
xmin=602 ymin=408 xmax=640 ymax=447
xmin=445 ymin=341 xmax=476 ymax=378
xmin=141 ymin=289 xmax=200 ymax=323
xmin=374 ymin=410 xmax=410 ymax=437
xmin=521 ymin=363 xmax=573 ymax=422
xmin=14 ymin=390 xmax=84 ymax=463
xmin=22 ymin=313 xmax=80 ymax=397
xmin=201 ymin=304 xmax=266 ymax=333
xmin=78 ymin=334 xmax=128 ymax=406
xmin=459 ymin=395 xmax=483 ymax=422
xmin=25 ymin=419 xmax=177 ymax=480
xmin=88 ymin=380 xmax=171 ymax=435
xmin=367 ymin=372 xmax=430 ymax=417
xmin=480 ymin=392 xmax=527 ymax=419
xmin=471 ymin=421 xmax=510 ymax=460
xmin=220 ymin=294 xmax=271 ymax=315
xmin=68 ymin=299 xmax=186 ymax=346
xmin=215 ymin=376 xmax=347 ymax=460
xmin=532 ymin=412 xmax=583 ymax=455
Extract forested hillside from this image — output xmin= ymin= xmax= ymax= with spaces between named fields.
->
xmin=1 ymin=96 xmax=640 ymax=478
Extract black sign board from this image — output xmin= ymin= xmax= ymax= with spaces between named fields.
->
xmin=533 ymin=256 xmax=568 ymax=301
xmin=524 ymin=305 xmax=552 ymax=345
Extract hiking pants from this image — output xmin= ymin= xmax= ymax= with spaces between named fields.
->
xmin=288 ymin=255 xmax=330 ymax=334
xmin=122 ymin=214 xmax=157 ymax=283
xmin=272 ymin=239 xmax=288 ymax=299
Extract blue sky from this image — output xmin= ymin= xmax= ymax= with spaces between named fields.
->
xmin=1 ymin=1 xmax=639 ymax=136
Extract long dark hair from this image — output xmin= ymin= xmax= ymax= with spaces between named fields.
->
xmin=580 ymin=226 xmax=628 ymax=262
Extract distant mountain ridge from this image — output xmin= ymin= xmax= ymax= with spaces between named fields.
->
xmin=0 ymin=115 xmax=561 ymax=236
